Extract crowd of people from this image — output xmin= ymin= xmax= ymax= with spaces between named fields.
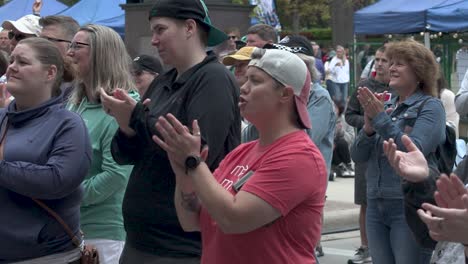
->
xmin=0 ymin=0 xmax=467 ymax=264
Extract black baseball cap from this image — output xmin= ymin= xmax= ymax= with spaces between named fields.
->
xmin=279 ymin=35 xmax=314 ymax=57
xmin=133 ymin=55 xmax=163 ymax=74
xmin=149 ymin=0 xmax=228 ymax=47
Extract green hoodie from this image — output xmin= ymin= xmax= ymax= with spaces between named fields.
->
xmin=67 ymin=91 xmax=139 ymax=241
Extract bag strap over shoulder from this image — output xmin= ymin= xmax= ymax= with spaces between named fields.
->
xmin=404 ymin=97 xmax=431 ymax=128
xmin=31 ymin=198 xmax=82 ymax=249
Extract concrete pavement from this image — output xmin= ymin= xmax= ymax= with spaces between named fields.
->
xmin=323 ymin=176 xmax=360 ymax=234
xmin=319 ymin=231 xmax=364 ymax=263
xmin=317 ymin=176 xmax=366 ymax=263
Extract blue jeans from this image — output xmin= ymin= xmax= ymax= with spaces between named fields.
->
xmin=366 ymin=198 xmax=432 ymax=264
xmin=326 ymin=79 xmax=336 ymax=100
xmin=333 ymin=82 xmax=348 ymax=106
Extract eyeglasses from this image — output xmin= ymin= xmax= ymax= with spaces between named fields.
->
xmin=42 ymin=36 xmax=71 ymax=44
xmin=8 ymin=31 xmax=27 ymax=41
xmin=68 ymin=41 xmax=90 ymax=51
xmin=228 ymin=35 xmax=237 ymax=40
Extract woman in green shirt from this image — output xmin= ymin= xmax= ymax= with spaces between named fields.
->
xmin=67 ymin=24 xmax=139 ymax=264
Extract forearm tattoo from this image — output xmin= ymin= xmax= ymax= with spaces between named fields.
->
xmin=180 ymin=191 xmax=200 ymax=212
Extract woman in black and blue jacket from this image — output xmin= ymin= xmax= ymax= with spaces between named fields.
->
xmin=0 ymin=37 xmax=91 ymax=263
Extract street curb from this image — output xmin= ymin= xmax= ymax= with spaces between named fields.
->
xmin=323 ymin=205 xmax=359 ymax=234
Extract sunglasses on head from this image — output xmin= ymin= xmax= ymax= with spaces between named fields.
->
xmin=8 ymin=31 xmax=27 ymax=41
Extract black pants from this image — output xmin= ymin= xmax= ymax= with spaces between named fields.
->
xmin=119 ymin=243 xmax=200 ymax=264
xmin=332 ymin=136 xmax=351 ymax=166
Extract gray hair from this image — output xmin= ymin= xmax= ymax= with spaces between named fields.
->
xmin=39 ymin=15 xmax=80 ymax=40
xmin=296 ymin=53 xmax=321 ymax=82
xmin=247 ymin=24 xmax=277 ymax=43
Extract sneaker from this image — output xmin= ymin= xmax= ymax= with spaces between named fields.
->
xmin=348 ymin=246 xmax=372 ymax=264
xmin=329 ymin=171 xmax=336 ymax=181
xmin=335 ymin=163 xmax=347 ymax=177
xmin=315 ymin=245 xmax=324 ymax=257
xmin=342 ymin=163 xmax=355 ymax=177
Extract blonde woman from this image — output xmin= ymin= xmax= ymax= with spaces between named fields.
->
xmin=67 ymin=24 xmax=139 ymax=263
xmin=329 ymin=45 xmax=349 ymax=105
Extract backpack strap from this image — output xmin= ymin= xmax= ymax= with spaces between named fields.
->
xmin=416 ymin=97 xmax=432 ymax=117
xmin=405 ymin=97 xmax=431 ymax=128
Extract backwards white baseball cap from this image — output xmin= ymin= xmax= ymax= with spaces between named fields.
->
xmin=248 ymin=48 xmax=311 ymax=129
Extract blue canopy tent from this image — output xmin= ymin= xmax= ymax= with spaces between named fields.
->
xmin=58 ymin=0 xmax=125 ymax=37
xmin=354 ymin=0 xmax=468 ymax=49
xmin=0 ymin=0 xmax=67 ymax=21
xmin=95 ymin=14 xmax=125 ymax=37
xmin=427 ymin=0 xmax=468 ymax=32
xmin=354 ymin=0 xmax=461 ymax=34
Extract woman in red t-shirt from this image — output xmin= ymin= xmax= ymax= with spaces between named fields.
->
xmin=154 ymin=48 xmax=327 ymax=264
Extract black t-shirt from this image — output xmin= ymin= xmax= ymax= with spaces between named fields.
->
xmin=111 ymin=52 xmax=241 ymax=257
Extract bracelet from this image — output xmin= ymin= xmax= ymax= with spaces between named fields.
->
xmin=33 ymin=12 xmax=40 ymax=16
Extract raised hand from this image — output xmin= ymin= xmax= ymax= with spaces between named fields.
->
xmin=152 ymin=114 xmax=202 ymax=169
xmin=0 ymin=83 xmax=11 ymax=108
xmin=418 ymin=194 xmax=468 ymax=244
xmin=32 ymin=0 xmax=42 ymax=14
xmin=434 ymin=174 xmax=468 ymax=210
xmin=383 ymin=135 xmax=429 ymax=182
xmin=100 ymin=88 xmax=137 ymax=137
xmin=357 ymin=87 xmax=385 ymax=120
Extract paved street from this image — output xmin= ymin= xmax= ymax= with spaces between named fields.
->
xmin=319 ymin=231 xmax=363 ymax=263
xmin=318 ymin=176 xmax=367 ymax=264
xmin=323 ymin=176 xmax=359 ymax=234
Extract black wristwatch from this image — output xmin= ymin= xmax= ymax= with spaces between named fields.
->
xmin=185 ymin=155 xmax=202 ymax=174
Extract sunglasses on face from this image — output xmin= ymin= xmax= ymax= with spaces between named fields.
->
xmin=8 ymin=31 xmax=27 ymax=41
xmin=42 ymin=36 xmax=71 ymax=44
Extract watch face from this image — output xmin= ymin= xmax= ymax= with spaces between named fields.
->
xmin=186 ymin=156 xmax=198 ymax=168
xmin=185 ymin=155 xmax=201 ymax=170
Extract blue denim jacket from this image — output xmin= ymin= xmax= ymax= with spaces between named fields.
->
xmin=351 ymin=91 xmax=446 ymax=199
xmin=305 ymin=82 xmax=336 ymax=176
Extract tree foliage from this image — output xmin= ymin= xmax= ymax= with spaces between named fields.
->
xmin=232 ymin=0 xmax=250 ymax=4
xmin=351 ymin=0 xmax=377 ymax=11
xmin=274 ymin=0 xmax=376 ymax=31
xmin=276 ymin=0 xmax=331 ymax=30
